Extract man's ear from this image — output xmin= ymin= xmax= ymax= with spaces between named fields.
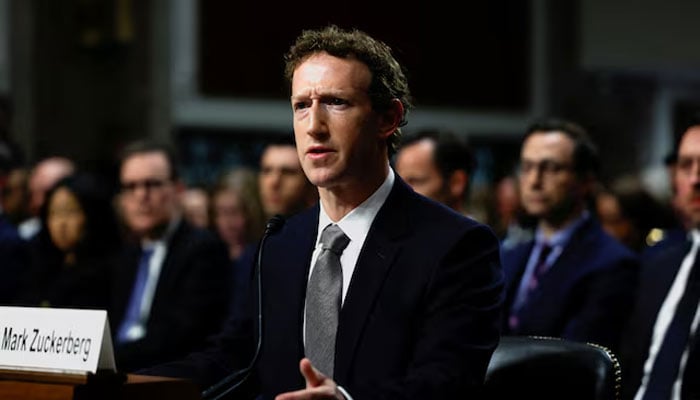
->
xmin=377 ymin=99 xmax=404 ymax=140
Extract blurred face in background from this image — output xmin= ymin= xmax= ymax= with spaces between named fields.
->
xmin=395 ymin=139 xmax=448 ymax=203
xmin=212 ymin=189 xmax=248 ymax=249
xmin=119 ymin=151 xmax=181 ymax=239
xmin=181 ymin=187 xmax=210 ymax=229
xmin=518 ymin=131 xmax=585 ymax=228
xmin=47 ymin=187 xmax=85 ymax=252
xmin=259 ymin=144 xmax=315 ymax=217
xmin=596 ymin=191 xmax=631 ymax=243
xmin=674 ymin=126 xmax=700 ymax=229
xmin=28 ymin=157 xmax=75 ymax=217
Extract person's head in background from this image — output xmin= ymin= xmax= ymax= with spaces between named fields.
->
xmin=118 ymin=140 xmax=184 ymax=241
xmin=258 ymin=136 xmax=317 ymax=219
xmin=518 ymin=117 xmax=600 ymax=238
xmin=394 ymin=129 xmax=476 ymax=215
xmin=181 ymin=185 xmax=210 ymax=230
xmin=673 ymin=116 xmax=700 ymax=231
xmin=40 ymin=171 xmax=121 ymax=265
xmin=28 ymin=156 xmax=76 ymax=219
xmin=211 ymin=166 xmax=266 ymax=261
xmin=595 ymin=176 xmax=679 ymax=253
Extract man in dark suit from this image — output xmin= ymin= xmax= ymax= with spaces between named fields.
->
xmin=112 ymin=140 xmax=231 ymax=371
xmin=500 ymin=118 xmax=638 ymax=352
xmin=621 ymin=118 xmax=700 ymax=400
xmin=145 ymin=25 xmax=504 ymax=400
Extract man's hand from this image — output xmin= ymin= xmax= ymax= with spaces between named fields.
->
xmin=275 ymin=358 xmax=346 ymax=400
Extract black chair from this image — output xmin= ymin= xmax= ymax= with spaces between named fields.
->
xmin=482 ymin=336 xmax=621 ymax=400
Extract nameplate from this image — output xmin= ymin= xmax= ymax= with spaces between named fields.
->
xmin=0 ymin=306 xmax=116 ymax=375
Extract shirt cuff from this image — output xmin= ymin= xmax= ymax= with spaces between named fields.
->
xmin=337 ymin=385 xmax=353 ymax=400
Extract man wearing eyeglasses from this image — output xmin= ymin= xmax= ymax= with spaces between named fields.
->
xmin=500 ymin=117 xmax=638 ymax=354
xmin=111 ymin=139 xmax=231 ymax=372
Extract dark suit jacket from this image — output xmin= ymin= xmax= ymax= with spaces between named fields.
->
xmin=501 ymin=216 xmax=638 ymax=352
xmin=620 ymin=239 xmax=700 ymax=400
xmin=110 ymin=219 xmax=232 ymax=371
xmin=0 ymin=215 xmax=29 ymax=304
xmin=145 ymin=176 xmax=504 ymax=399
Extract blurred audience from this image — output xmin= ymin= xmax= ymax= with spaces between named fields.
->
xmin=211 ymin=166 xmax=265 ymax=263
xmin=1 ymin=167 xmax=30 ymax=227
xmin=258 ymin=136 xmax=317 ymax=219
xmin=19 ymin=156 xmax=76 ymax=239
xmin=394 ymin=128 xmax=476 ymax=215
xmin=501 ymin=117 xmax=638 ymax=352
xmin=494 ymin=174 xmax=536 ymax=249
xmin=181 ymin=185 xmax=211 ymax=230
xmin=595 ymin=175 xmax=679 ymax=253
xmin=621 ymin=117 xmax=700 ymax=400
xmin=110 ymin=139 xmax=231 ymax=372
xmin=16 ymin=172 xmax=120 ymax=309
xmin=227 ymin=138 xmax=317 ymax=317
xmin=0 ymin=139 xmax=29 ymax=304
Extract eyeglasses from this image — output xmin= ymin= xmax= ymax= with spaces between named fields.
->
xmin=120 ymin=178 xmax=170 ymax=194
xmin=519 ymin=159 xmax=573 ymax=176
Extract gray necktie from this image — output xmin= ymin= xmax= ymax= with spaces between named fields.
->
xmin=305 ymin=224 xmax=350 ymax=378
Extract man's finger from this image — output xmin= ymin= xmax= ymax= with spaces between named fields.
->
xmin=300 ymin=358 xmax=324 ymax=387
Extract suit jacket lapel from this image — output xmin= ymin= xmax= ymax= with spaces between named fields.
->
xmin=334 ymin=179 xmax=409 ymax=380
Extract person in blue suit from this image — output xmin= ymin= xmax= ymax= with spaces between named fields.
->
xmin=500 ymin=118 xmax=638 ymax=353
xmin=144 ymin=25 xmax=504 ymax=400
xmin=621 ymin=117 xmax=700 ymax=400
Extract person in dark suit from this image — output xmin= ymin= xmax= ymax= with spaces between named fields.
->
xmin=500 ymin=118 xmax=638 ymax=353
xmin=144 ymin=25 xmax=504 ymax=400
xmin=16 ymin=172 xmax=119 ymax=309
xmin=621 ymin=117 xmax=700 ymax=400
xmin=111 ymin=140 xmax=231 ymax=372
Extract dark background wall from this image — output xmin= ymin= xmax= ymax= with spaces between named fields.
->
xmin=2 ymin=0 xmax=700 ymax=194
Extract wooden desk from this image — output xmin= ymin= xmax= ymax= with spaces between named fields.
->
xmin=0 ymin=372 xmax=201 ymax=400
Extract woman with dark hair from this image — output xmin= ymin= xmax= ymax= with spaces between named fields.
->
xmin=16 ymin=171 xmax=121 ymax=309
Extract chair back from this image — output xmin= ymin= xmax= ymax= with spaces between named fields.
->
xmin=483 ymin=336 xmax=621 ymax=400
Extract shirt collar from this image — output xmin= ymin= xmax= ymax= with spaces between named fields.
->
xmin=317 ymin=166 xmax=394 ymax=244
xmin=535 ymin=209 xmax=591 ymax=248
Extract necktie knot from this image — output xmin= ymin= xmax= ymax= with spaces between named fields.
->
xmin=320 ymin=224 xmax=350 ymax=255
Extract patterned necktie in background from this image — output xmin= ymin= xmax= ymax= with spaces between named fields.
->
xmin=509 ymin=243 xmax=553 ymax=330
xmin=116 ymin=247 xmax=155 ymax=343
xmin=305 ymin=224 xmax=350 ymax=378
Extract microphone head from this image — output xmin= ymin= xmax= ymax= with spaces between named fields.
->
xmin=265 ymin=214 xmax=285 ymax=235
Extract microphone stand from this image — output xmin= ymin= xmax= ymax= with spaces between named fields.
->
xmin=201 ymin=215 xmax=285 ymax=400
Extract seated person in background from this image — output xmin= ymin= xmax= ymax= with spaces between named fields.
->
xmin=595 ymin=175 xmax=679 ymax=254
xmin=110 ymin=139 xmax=231 ymax=372
xmin=501 ymin=117 xmax=638 ymax=353
xmin=0 ymin=140 xmax=29 ymax=304
xmin=16 ymin=172 xmax=119 ymax=309
xmin=212 ymin=166 xmax=266 ymax=264
xmin=210 ymin=166 xmax=266 ymax=313
xmin=621 ymin=117 xmax=700 ymax=400
xmin=394 ymin=128 xmax=476 ymax=216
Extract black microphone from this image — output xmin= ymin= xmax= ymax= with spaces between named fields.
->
xmin=202 ymin=214 xmax=286 ymax=400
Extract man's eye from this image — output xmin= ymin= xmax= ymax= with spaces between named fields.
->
xmin=293 ymin=102 xmax=308 ymax=111
xmin=328 ymin=98 xmax=346 ymax=106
